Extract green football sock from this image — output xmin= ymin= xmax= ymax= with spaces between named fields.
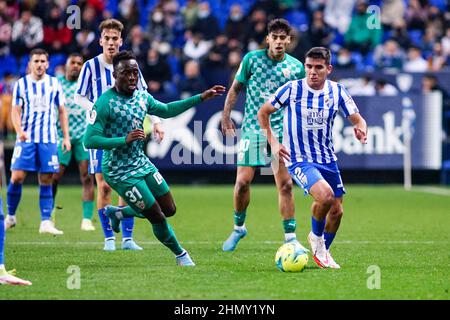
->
xmin=82 ymin=201 xmax=94 ymax=220
xmin=233 ymin=209 xmax=247 ymax=227
xmin=283 ymin=218 xmax=296 ymax=234
xmin=151 ymin=220 xmax=183 ymax=256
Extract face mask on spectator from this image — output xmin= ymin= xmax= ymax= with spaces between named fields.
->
xmin=338 ymin=55 xmax=351 ymax=65
xmin=230 ymin=13 xmax=243 ymax=22
xmin=198 ymin=10 xmax=210 ymax=19
xmin=152 ymin=11 xmax=164 ymax=23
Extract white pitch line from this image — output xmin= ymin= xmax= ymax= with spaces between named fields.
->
xmin=411 ymin=186 xmax=450 ymax=196
xmin=8 ymin=240 xmax=449 ymax=246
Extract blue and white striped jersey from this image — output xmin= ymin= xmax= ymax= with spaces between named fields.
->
xmin=270 ymin=79 xmax=359 ymax=165
xmin=12 ymin=74 xmax=65 ymax=144
xmin=76 ymin=53 xmax=147 ymax=104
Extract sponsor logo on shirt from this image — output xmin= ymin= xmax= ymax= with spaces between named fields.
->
xmin=307 ymin=110 xmax=325 ymax=127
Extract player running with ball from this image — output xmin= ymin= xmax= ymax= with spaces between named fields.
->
xmin=258 ymin=47 xmax=368 ymax=269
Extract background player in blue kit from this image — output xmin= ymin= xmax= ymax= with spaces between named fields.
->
xmin=4 ymin=48 xmax=70 ymax=235
xmin=258 ymin=47 xmax=368 ymax=269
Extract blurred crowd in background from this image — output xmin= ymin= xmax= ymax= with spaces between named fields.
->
xmin=0 ymin=0 xmax=449 ymax=139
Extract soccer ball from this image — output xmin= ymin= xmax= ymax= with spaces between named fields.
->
xmin=275 ymin=242 xmax=309 ymax=272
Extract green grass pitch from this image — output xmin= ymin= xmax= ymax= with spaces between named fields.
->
xmin=0 ymin=184 xmax=449 ymax=299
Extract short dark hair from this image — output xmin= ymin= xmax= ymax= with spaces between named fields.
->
xmin=68 ymin=52 xmax=83 ymax=60
xmin=423 ymin=74 xmax=437 ymax=82
xmin=99 ymin=18 xmax=124 ymax=34
xmin=29 ymin=48 xmax=49 ymax=60
xmin=267 ymin=18 xmax=292 ymax=35
xmin=112 ymin=50 xmax=137 ymax=69
xmin=408 ymin=45 xmax=422 ymax=52
xmin=305 ymin=47 xmax=331 ymax=65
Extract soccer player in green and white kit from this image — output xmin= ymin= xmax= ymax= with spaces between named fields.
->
xmin=221 ymin=18 xmax=307 ymax=251
xmin=53 ymin=53 xmax=95 ymax=231
xmin=84 ymin=51 xmax=225 ymax=266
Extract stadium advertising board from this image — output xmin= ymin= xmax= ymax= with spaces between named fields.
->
xmin=146 ymin=93 xmax=442 ymax=170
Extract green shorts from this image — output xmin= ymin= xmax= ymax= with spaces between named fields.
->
xmin=58 ymin=137 xmax=89 ymax=166
xmin=237 ymin=132 xmax=280 ymax=167
xmin=106 ymin=168 xmax=170 ymax=213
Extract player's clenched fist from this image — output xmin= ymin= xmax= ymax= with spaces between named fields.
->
xmin=354 ymin=127 xmax=367 ymax=144
xmin=126 ymin=129 xmax=146 ymax=144
xmin=200 ymin=85 xmax=226 ymax=101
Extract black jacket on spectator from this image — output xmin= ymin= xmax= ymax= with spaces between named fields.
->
xmin=192 ymin=15 xmax=220 ymax=41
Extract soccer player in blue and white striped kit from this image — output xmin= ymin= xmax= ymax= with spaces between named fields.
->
xmin=4 ymin=48 xmax=71 ymax=235
xmin=258 ymin=47 xmax=368 ymax=269
xmin=75 ymin=19 xmax=164 ymax=251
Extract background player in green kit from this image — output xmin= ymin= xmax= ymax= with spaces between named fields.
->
xmin=53 ymin=53 xmax=95 ymax=231
xmin=221 ymin=19 xmax=306 ymax=252
xmin=84 ymin=51 xmax=225 ymax=266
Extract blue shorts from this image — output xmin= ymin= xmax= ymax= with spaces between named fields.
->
xmin=88 ymin=149 xmax=103 ymax=174
xmin=288 ymin=161 xmax=346 ymax=197
xmin=11 ymin=142 xmax=59 ymax=173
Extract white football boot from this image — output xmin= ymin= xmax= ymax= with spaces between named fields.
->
xmin=39 ymin=220 xmax=64 ymax=235
xmin=81 ymin=219 xmax=96 ymax=231
xmin=307 ymin=231 xmax=329 ymax=268
xmin=326 ymin=250 xmax=341 ymax=269
xmin=0 ymin=269 xmax=32 ymax=286
xmin=4 ymin=215 xmax=16 ymax=230
xmin=176 ymin=250 xmax=195 ymax=266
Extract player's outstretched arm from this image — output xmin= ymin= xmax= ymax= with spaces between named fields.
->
xmin=149 ymin=85 xmax=226 ymax=118
xmin=200 ymin=85 xmax=227 ymax=101
xmin=221 ymin=79 xmax=243 ymax=136
xmin=348 ymin=113 xmax=368 ymax=144
xmin=258 ymin=101 xmax=290 ymax=162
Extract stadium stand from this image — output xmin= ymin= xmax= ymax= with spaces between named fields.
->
xmin=0 ymin=0 xmax=449 ymax=183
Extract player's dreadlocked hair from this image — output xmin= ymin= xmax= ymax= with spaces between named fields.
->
xmin=267 ymin=18 xmax=292 ymax=36
xmin=305 ymin=47 xmax=331 ymax=65
xmin=112 ymin=50 xmax=137 ymax=70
